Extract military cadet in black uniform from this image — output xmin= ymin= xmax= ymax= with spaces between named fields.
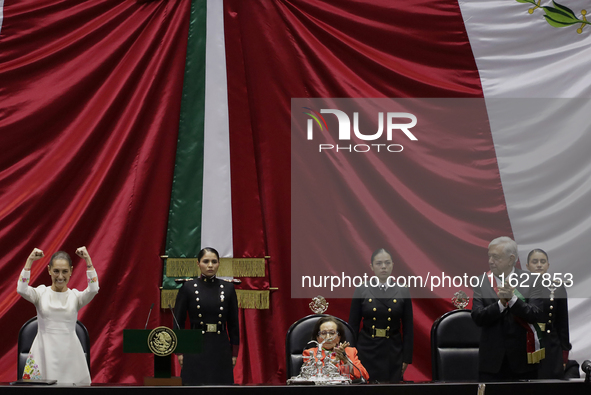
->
xmin=349 ymin=248 xmax=413 ymax=383
xmin=174 ymin=247 xmax=239 ymax=385
xmin=526 ymin=249 xmax=572 ymax=379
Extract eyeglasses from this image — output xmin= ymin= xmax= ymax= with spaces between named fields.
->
xmin=318 ymin=330 xmax=339 ymax=337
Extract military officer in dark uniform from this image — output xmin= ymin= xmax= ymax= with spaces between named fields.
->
xmin=349 ymin=248 xmax=413 ymax=383
xmin=174 ymin=247 xmax=239 ymax=385
xmin=526 ymin=249 xmax=572 ymax=379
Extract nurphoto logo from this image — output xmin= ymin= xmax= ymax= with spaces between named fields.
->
xmin=303 ymin=107 xmax=418 ymax=153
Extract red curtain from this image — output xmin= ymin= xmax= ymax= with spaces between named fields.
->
xmin=0 ymin=0 xmax=190 ymax=383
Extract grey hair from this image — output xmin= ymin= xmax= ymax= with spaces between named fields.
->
xmin=489 ymin=236 xmax=518 ymax=261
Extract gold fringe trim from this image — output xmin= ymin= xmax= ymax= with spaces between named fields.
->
xmin=161 ymin=289 xmax=179 ymax=309
xmin=215 ymin=258 xmax=234 ymax=277
xmin=166 ymin=259 xmax=199 ymax=278
xmin=165 ymin=257 xmax=265 ymax=278
xmin=230 ymin=258 xmax=266 ymax=277
xmin=160 ymin=289 xmax=270 ymax=310
xmin=236 ymin=290 xmax=269 ymax=309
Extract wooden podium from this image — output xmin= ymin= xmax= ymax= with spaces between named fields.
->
xmin=123 ymin=328 xmax=202 ymax=386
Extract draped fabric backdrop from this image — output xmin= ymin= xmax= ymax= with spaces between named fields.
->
xmin=0 ymin=0 xmax=590 ymax=385
xmin=0 ymin=0 xmax=191 ymax=384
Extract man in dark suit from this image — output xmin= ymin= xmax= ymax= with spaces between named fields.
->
xmin=471 ymin=236 xmax=545 ymax=381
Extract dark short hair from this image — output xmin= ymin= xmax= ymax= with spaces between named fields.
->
xmin=527 ymin=248 xmax=549 ymax=263
xmin=197 ymin=247 xmax=220 ymax=261
xmin=310 ymin=316 xmax=347 ymax=343
xmin=49 ymin=251 xmax=72 ymax=268
xmin=371 ymin=248 xmax=393 ymax=265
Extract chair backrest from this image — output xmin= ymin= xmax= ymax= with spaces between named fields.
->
xmin=285 ymin=314 xmax=356 ymax=379
xmin=17 ymin=317 xmax=91 ymax=379
xmin=431 ymin=309 xmax=481 ymax=381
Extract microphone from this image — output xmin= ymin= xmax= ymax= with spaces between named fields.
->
xmin=168 ymin=304 xmax=181 ymax=329
xmin=343 ymin=353 xmax=366 ymax=384
xmin=144 ymin=303 xmax=155 ymax=330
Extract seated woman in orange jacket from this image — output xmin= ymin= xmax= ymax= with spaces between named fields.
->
xmin=303 ymin=316 xmax=370 ymax=381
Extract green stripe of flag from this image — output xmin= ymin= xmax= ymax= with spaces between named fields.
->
xmin=163 ymin=0 xmax=207 ymax=289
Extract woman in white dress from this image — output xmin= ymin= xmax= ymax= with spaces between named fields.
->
xmin=17 ymin=246 xmax=99 ymax=384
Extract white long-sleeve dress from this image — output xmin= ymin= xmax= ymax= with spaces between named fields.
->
xmin=17 ymin=269 xmax=99 ymax=384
